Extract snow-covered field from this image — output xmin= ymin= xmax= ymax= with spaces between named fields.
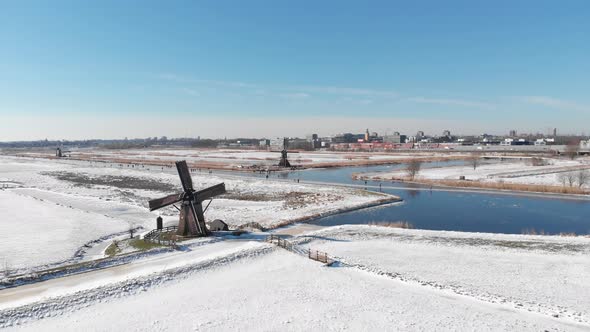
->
xmin=12 ymin=147 xmax=460 ymax=168
xmin=0 ymin=190 xmax=128 ymax=271
xmin=0 ymin=156 xmax=390 ymax=273
xmin=1 ymin=226 xmax=589 ymax=331
xmin=296 ymin=225 xmax=590 ymax=325
xmin=363 ymin=157 xmax=590 ymax=188
xmin=2 ymin=152 xmax=589 ymax=331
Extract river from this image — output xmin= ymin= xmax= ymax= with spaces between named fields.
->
xmin=240 ymin=162 xmax=590 ymax=235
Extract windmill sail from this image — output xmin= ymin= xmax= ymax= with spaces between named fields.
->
xmin=149 ymin=192 xmax=183 ymax=211
xmin=176 ymin=160 xmax=193 ymax=191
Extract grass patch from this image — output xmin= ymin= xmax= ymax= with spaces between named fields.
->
xmin=129 ymin=238 xmax=165 ymax=251
xmin=41 ymin=171 xmax=177 ymax=192
xmin=105 ymin=241 xmax=122 ymax=257
xmin=105 ymin=238 xmax=165 ymax=257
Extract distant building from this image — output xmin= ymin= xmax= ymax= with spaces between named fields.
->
xmin=383 ymin=134 xmax=407 ymax=144
xmin=259 ymin=139 xmax=270 ymax=147
xmin=307 ymin=133 xmax=321 ymax=149
xmin=331 ymin=133 xmax=364 ymax=144
xmin=270 ymin=137 xmax=285 ymax=151
xmin=416 ymin=131 xmax=425 ymax=138
xmin=509 ymin=130 xmax=517 ymax=137
xmin=288 ymin=138 xmax=313 ymax=150
xmin=501 ymin=138 xmax=530 ymax=146
xmin=443 ymin=130 xmax=451 ymax=137
xmin=581 ymin=140 xmax=590 ymax=149
xmin=534 ymin=139 xmax=547 ymax=146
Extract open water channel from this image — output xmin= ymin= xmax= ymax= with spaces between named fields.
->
xmin=242 ymin=161 xmax=590 ymax=235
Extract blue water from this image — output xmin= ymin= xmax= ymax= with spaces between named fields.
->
xmin=236 ymin=162 xmax=590 ymax=235
xmin=316 ymin=188 xmax=590 ymax=235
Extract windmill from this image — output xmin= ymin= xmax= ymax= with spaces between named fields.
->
xmin=55 ymin=147 xmax=71 ymax=158
xmin=148 ymin=160 xmax=226 ymax=237
xmin=277 ymin=138 xmax=291 ymax=167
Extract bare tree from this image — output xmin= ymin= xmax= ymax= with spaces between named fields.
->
xmin=558 ymin=173 xmax=567 ymax=186
xmin=577 ymin=170 xmax=589 ymax=188
xmin=564 ymin=172 xmax=576 ymax=187
xmin=469 ymin=153 xmax=481 ymax=170
xmin=128 ymin=222 xmax=138 ymax=239
xmin=568 ymin=173 xmax=576 ymax=187
xmin=405 ymin=159 xmax=422 ymax=180
xmin=564 ymin=140 xmax=580 ymax=160
xmin=1 ymin=259 xmax=11 ymax=280
xmin=557 ymin=172 xmax=576 ymax=187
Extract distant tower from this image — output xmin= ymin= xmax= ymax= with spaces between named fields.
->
xmin=553 ymin=128 xmax=557 ymax=137
xmin=417 ymin=131 xmax=425 ymax=138
xmin=364 ymin=129 xmax=370 ymax=142
xmin=509 ymin=130 xmax=517 ymax=137
xmin=443 ymin=130 xmax=451 ymax=137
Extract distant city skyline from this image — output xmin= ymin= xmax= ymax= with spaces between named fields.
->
xmin=1 ymin=1 xmax=589 ymax=141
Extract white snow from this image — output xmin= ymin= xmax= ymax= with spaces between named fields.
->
xmin=0 ymin=156 xmax=390 ymax=273
xmin=11 ymin=147 xmax=458 ymax=167
xmin=295 ymin=225 xmax=590 ymax=325
xmin=2 ymin=152 xmax=589 ymax=331
xmin=0 ymin=190 xmax=127 ymax=272
xmin=365 ymin=157 xmax=590 ymax=188
xmin=2 ymin=240 xmax=588 ymax=331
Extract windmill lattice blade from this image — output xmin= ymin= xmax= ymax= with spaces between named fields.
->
xmin=176 ymin=160 xmax=193 ymax=191
xmin=194 ymin=183 xmax=226 ymax=202
xmin=149 ymin=193 xmax=183 ymax=211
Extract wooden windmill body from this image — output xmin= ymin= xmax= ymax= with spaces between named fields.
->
xmin=149 ymin=161 xmax=226 ymax=237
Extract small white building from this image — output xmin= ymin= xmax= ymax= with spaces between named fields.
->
xmin=208 ymin=219 xmax=229 ymax=231
xmin=534 ymin=139 xmax=547 ymax=146
xmin=500 ymin=139 xmax=513 ymax=146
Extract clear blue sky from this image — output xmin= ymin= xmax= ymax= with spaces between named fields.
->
xmin=1 ymin=0 xmax=589 ymax=140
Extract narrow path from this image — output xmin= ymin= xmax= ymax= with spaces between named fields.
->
xmin=0 ymin=240 xmax=263 ymax=311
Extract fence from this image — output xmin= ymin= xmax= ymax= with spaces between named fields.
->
xmin=265 ymin=234 xmax=293 ymax=250
xmin=266 ymin=235 xmax=333 ymax=265
xmin=308 ymin=249 xmax=330 ymax=264
xmin=144 ymin=226 xmax=178 ymax=246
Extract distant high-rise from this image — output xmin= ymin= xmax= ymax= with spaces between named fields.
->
xmin=509 ymin=130 xmax=517 ymax=137
xmin=443 ymin=130 xmax=451 ymax=137
xmin=417 ymin=131 xmax=425 ymax=138
xmin=553 ymin=128 xmax=557 ymax=137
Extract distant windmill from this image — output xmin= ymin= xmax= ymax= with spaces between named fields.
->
xmin=148 ymin=161 xmax=226 ymax=237
xmin=55 ymin=147 xmax=71 ymax=158
xmin=277 ymin=138 xmax=291 ymax=167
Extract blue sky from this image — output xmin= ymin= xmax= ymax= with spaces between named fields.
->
xmin=1 ymin=0 xmax=589 ymax=140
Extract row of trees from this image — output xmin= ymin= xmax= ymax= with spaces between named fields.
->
xmin=558 ymin=170 xmax=589 ymax=188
